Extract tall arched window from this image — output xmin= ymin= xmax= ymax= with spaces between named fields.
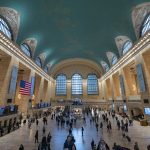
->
xmin=87 ymin=74 xmax=98 ymax=95
xmin=44 ymin=66 xmax=48 ymax=73
xmin=101 ymin=61 xmax=109 ymax=72
xmin=141 ymin=14 xmax=150 ymax=37
xmin=72 ymin=74 xmax=83 ymax=95
xmin=35 ymin=57 xmax=42 ymax=68
xmin=20 ymin=43 xmax=32 ymax=57
xmin=112 ymin=56 xmax=118 ymax=65
xmin=104 ymin=64 xmax=109 ymax=72
xmin=56 ymin=74 xmax=67 ymax=95
xmin=0 ymin=17 xmax=12 ymax=39
xmin=122 ymin=41 xmax=132 ymax=55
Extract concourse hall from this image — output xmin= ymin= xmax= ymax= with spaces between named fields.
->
xmin=0 ymin=1 xmax=150 ymax=150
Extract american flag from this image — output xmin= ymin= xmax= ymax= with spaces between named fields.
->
xmin=19 ymin=80 xmax=31 ymax=95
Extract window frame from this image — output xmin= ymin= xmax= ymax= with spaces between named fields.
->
xmin=20 ymin=43 xmax=32 ymax=58
xmin=87 ymin=74 xmax=99 ymax=95
xmin=111 ymin=55 xmax=118 ymax=65
xmin=56 ymin=74 xmax=67 ymax=96
xmin=140 ymin=13 xmax=150 ymax=37
xmin=35 ymin=57 xmax=42 ymax=68
xmin=122 ymin=40 xmax=132 ymax=55
xmin=44 ymin=66 xmax=48 ymax=73
xmin=0 ymin=15 xmax=13 ymax=40
xmin=71 ymin=73 xmax=83 ymax=95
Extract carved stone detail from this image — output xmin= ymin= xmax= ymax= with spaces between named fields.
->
xmin=132 ymin=2 xmax=150 ymax=38
xmin=0 ymin=7 xmax=20 ymax=41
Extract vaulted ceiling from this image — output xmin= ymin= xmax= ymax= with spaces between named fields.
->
xmin=0 ymin=0 xmax=149 ymax=69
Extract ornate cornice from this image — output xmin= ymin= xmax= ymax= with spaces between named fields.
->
xmin=0 ymin=32 xmax=52 ymax=81
xmin=100 ymin=31 xmax=150 ymax=81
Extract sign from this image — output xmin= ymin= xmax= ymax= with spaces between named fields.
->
xmin=30 ymin=76 xmax=35 ymax=95
xmin=8 ymin=66 xmax=18 ymax=95
xmin=136 ymin=64 xmax=146 ymax=92
xmin=119 ymin=75 xmax=126 ymax=97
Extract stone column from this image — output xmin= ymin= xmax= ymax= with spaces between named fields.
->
xmin=0 ymin=56 xmax=19 ymax=106
xmin=83 ymin=79 xmax=87 ymax=99
xmin=135 ymin=55 xmax=150 ymax=119
xmin=45 ymin=80 xmax=51 ymax=102
xmin=14 ymin=68 xmax=35 ymax=114
xmin=67 ymin=80 xmax=71 ymax=100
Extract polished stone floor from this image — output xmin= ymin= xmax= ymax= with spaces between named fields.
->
xmin=0 ymin=112 xmax=150 ymax=150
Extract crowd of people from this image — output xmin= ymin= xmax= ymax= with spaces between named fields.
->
xmin=7 ymin=105 xmax=149 ymax=150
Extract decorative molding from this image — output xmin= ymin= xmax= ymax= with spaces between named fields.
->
xmin=50 ymin=58 xmax=102 ymax=78
xmin=132 ymin=2 xmax=150 ymax=38
xmin=0 ymin=32 xmax=52 ymax=81
xmin=100 ymin=31 xmax=150 ymax=82
xmin=0 ymin=7 xmax=20 ymax=41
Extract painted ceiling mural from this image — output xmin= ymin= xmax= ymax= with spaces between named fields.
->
xmin=0 ymin=0 xmax=149 ymax=70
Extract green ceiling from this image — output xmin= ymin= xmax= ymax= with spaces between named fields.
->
xmin=0 ymin=0 xmax=149 ymax=69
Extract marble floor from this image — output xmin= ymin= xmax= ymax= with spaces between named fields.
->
xmin=0 ymin=112 xmax=150 ymax=150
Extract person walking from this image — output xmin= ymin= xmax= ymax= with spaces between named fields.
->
xmin=19 ymin=144 xmax=24 ymax=150
xmin=147 ymin=145 xmax=150 ymax=150
xmin=36 ymin=119 xmax=39 ymax=126
xmin=134 ymin=142 xmax=140 ymax=150
xmin=81 ymin=127 xmax=84 ymax=136
xmin=43 ymin=126 xmax=46 ymax=135
xmin=91 ymin=139 xmax=95 ymax=149
xmin=96 ymin=123 xmax=99 ymax=131
xmin=47 ymin=132 xmax=52 ymax=150
xmin=100 ymin=122 xmax=103 ymax=129
xmin=35 ymin=130 xmax=39 ymax=143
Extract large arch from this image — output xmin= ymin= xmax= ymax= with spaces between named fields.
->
xmin=50 ymin=58 xmax=102 ymax=79
xmin=0 ymin=7 xmax=20 ymax=41
xmin=132 ymin=2 xmax=150 ymax=38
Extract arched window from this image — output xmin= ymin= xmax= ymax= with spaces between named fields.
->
xmin=44 ymin=66 xmax=48 ymax=73
xmin=56 ymin=74 xmax=67 ymax=95
xmin=72 ymin=74 xmax=83 ymax=95
xmin=103 ymin=63 xmax=109 ymax=72
xmin=35 ymin=57 xmax=42 ymax=68
xmin=105 ymin=64 xmax=109 ymax=72
xmin=20 ymin=43 xmax=32 ymax=57
xmin=122 ymin=41 xmax=132 ymax=55
xmin=87 ymin=74 xmax=98 ymax=95
xmin=141 ymin=14 xmax=150 ymax=37
xmin=0 ymin=17 xmax=12 ymax=39
xmin=101 ymin=61 xmax=109 ymax=72
xmin=112 ymin=56 xmax=118 ymax=65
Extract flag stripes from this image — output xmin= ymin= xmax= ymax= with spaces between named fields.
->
xmin=19 ymin=80 xmax=31 ymax=95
